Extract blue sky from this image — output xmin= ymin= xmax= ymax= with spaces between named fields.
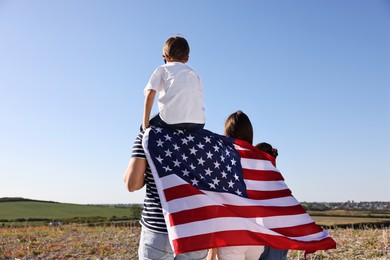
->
xmin=1 ymin=0 xmax=389 ymax=204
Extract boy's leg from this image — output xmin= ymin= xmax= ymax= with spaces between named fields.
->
xmin=258 ymin=246 xmax=288 ymax=260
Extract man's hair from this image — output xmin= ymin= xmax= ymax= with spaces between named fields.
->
xmin=163 ymin=35 xmax=190 ymax=62
xmin=224 ymin=110 xmax=253 ymax=145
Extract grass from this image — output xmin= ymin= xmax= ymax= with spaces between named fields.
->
xmin=0 ymin=225 xmax=389 ymax=259
xmin=0 ymin=201 xmax=132 ymax=220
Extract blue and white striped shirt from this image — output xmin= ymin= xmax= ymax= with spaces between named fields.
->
xmin=131 ymin=132 xmax=167 ymax=233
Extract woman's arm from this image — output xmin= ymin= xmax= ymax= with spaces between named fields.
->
xmin=123 ymin=157 xmax=146 ymax=192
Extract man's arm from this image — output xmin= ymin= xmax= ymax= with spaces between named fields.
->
xmin=123 ymin=157 xmax=146 ymax=192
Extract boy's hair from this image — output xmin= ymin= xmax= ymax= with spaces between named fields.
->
xmin=256 ymin=142 xmax=278 ymax=158
xmin=163 ymin=35 xmax=190 ymax=62
xmin=224 ymin=110 xmax=253 ymax=145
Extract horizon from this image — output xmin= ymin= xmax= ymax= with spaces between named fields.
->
xmin=1 ymin=1 xmax=389 ymax=204
xmin=2 ymin=197 xmax=390 ymax=206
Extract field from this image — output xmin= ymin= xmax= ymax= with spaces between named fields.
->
xmin=1 ymin=199 xmax=389 ymax=259
xmin=0 ymin=224 xmax=389 ymax=259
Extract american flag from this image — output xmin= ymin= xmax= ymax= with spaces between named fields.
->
xmin=142 ymin=126 xmax=336 ymax=255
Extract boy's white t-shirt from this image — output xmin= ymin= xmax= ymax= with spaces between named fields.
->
xmin=144 ymin=62 xmax=205 ymax=125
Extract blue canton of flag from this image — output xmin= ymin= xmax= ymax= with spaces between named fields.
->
xmin=147 ymin=126 xmax=249 ymax=197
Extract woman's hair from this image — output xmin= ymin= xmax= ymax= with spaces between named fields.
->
xmin=162 ymin=35 xmax=190 ymax=62
xmin=224 ymin=110 xmax=253 ymax=144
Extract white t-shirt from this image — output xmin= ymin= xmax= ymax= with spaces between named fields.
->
xmin=144 ymin=62 xmax=205 ymax=125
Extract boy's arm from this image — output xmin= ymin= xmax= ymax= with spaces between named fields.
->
xmin=143 ymin=89 xmax=156 ymax=129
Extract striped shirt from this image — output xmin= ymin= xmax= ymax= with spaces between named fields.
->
xmin=131 ymin=132 xmax=167 ymax=233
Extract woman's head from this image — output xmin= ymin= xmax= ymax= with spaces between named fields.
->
xmin=224 ymin=110 xmax=253 ymax=144
xmin=162 ymin=35 xmax=190 ymax=63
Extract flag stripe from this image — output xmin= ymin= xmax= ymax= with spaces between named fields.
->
xmin=172 ymin=231 xmax=336 ymax=255
xmin=168 ymin=215 xmax=318 ymax=240
xmin=246 ymin=189 xmax=292 ymax=200
xmin=245 ymin=180 xmax=288 ymax=191
xmin=164 ymin=184 xmax=204 ymax=202
xmin=168 ymin=204 xmax=309 ymax=226
xmin=243 ymin=168 xmax=285 ymax=181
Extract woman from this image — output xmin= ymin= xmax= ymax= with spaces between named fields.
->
xmin=207 ymin=110 xmax=264 ymax=260
xmin=210 ymin=110 xmax=288 ymax=260
xmin=123 ymin=130 xmax=208 ymax=260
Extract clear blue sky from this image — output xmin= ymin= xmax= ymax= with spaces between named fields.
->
xmin=1 ymin=0 xmax=389 ymax=204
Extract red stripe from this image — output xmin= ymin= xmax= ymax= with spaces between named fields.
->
xmin=169 ymin=204 xmax=307 ymax=226
xmin=243 ymin=168 xmax=284 ymax=181
xmin=271 ymin=222 xmax=323 ymax=237
xmin=164 ymin=182 xmax=292 ymax=203
xmin=172 ymin=230 xmax=336 ymax=254
xmin=164 ymin=184 xmax=203 ymax=202
xmin=247 ymin=189 xmax=292 ymax=200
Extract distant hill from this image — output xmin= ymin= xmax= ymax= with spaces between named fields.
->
xmin=0 ymin=197 xmax=58 ymax=203
xmin=0 ymin=197 xmax=134 ymax=221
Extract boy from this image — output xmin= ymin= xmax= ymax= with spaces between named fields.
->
xmin=255 ymin=142 xmax=288 ymax=260
xmin=142 ymin=35 xmax=205 ymax=131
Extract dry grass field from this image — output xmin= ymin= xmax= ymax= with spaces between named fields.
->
xmin=0 ymin=224 xmax=389 ymax=259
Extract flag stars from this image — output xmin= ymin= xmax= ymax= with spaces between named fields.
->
xmin=221 ymin=171 xmax=227 ymax=178
xmin=208 ymin=182 xmax=216 ymax=189
xmin=233 ymin=173 xmax=240 ymax=180
xmin=206 ymin=151 xmax=213 ymax=159
xmin=173 ymin=159 xmax=181 ymax=167
xmin=196 ymin=142 xmax=205 ymax=149
xmin=191 ymin=178 xmax=199 ymax=186
xmin=190 ymin=147 xmax=198 ymax=155
xmin=235 ymin=189 xmax=243 ymax=196
xmin=231 ymin=158 xmax=237 ymax=165
xmin=204 ymin=168 xmax=213 ymax=176
xmin=181 ymin=153 xmax=188 ymax=161
xmin=214 ymin=161 xmax=220 ymax=169
xmin=225 ymin=149 xmax=231 ymax=156
xmin=164 ymin=134 xmax=172 ymax=141
xmin=197 ymin=157 xmax=205 ymax=166
xmin=181 ymin=138 xmax=189 ymax=145
xmin=190 ymin=164 xmax=196 ymax=170
xmin=156 ymin=156 xmax=164 ymax=164
xmin=182 ymin=169 xmax=190 ymax=177
xmin=163 ymin=165 xmax=172 ymax=172
xmin=157 ymin=139 xmax=164 ymax=147
xmin=213 ymin=145 xmax=220 ymax=152
xmin=228 ymin=180 xmax=235 ymax=188
xmin=165 ymin=149 xmax=172 ymax=157
xmin=173 ymin=130 xmax=184 ymax=135
xmin=204 ymin=136 xmax=211 ymax=143
xmin=187 ymin=135 xmax=195 ymax=142
xmin=154 ymin=127 xmax=163 ymax=133
xmin=212 ymin=177 xmax=220 ymax=186
xmin=226 ymin=165 xmax=232 ymax=172
xmin=173 ymin=143 xmax=180 ymax=151
xmin=220 ymin=155 xmax=225 ymax=162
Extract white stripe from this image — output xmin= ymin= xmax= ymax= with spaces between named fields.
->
xmin=241 ymin=158 xmax=279 ymax=172
xmin=257 ymin=213 xmax=313 ymax=229
xmin=244 ymin=180 xmax=288 ymax=191
xmin=168 ymin=215 xmax=325 ymax=242
xmin=293 ymin=230 xmax=331 ymax=241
